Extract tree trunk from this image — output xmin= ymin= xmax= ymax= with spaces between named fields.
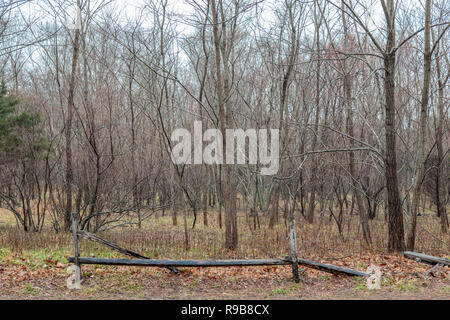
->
xmin=203 ymin=193 xmax=208 ymax=227
xmin=383 ymin=1 xmax=405 ymax=251
xmin=210 ymin=0 xmax=236 ymax=249
xmin=433 ymin=22 xmax=449 ymax=235
xmin=341 ymin=3 xmax=371 ymax=246
xmin=407 ymin=0 xmax=432 ymax=250
xmin=307 ymin=0 xmax=322 ymax=224
xmin=64 ymin=14 xmax=81 ymax=231
xmin=269 ymin=186 xmax=280 ymax=229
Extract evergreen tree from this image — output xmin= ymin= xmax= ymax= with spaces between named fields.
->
xmin=0 ymin=82 xmax=48 ymax=159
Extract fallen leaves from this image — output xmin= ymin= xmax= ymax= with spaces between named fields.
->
xmin=0 ymin=249 xmax=448 ymax=300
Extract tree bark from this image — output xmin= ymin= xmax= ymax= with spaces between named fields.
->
xmin=64 ymin=7 xmax=81 ymax=231
xmin=383 ymin=0 xmax=405 ymax=252
xmin=407 ymin=0 xmax=432 ymax=250
xmin=307 ymin=0 xmax=322 ymax=224
xmin=210 ymin=0 xmax=237 ymax=249
xmin=433 ymin=21 xmax=449 ymax=235
xmin=341 ymin=2 xmax=372 ymax=246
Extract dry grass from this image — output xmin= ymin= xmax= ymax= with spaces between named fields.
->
xmin=1 ymin=207 xmax=448 ymax=260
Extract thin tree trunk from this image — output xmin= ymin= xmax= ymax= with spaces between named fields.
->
xmin=211 ymin=0 xmax=233 ymax=248
xmin=203 ymin=193 xmax=208 ymax=227
xmin=341 ymin=2 xmax=372 ymax=246
xmin=269 ymin=187 xmax=280 ymax=229
xmin=64 ymin=8 xmax=81 ymax=231
xmin=433 ymin=22 xmax=449 ymax=235
xmin=307 ymin=0 xmax=322 ymax=224
xmin=383 ymin=0 xmax=405 ymax=252
xmin=407 ymin=0 xmax=432 ymax=250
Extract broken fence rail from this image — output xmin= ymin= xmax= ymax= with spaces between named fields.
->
xmin=404 ymin=251 xmax=450 ymax=267
xmin=68 ymin=256 xmax=369 ymax=277
xmin=70 ymin=214 xmax=178 ymax=275
xmin=77 ymin=229 xmax=178 ymax=274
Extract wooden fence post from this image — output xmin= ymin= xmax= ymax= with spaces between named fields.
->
xmin=71 ymin=212 xmax=81 ymax=286
xmin=289 ymin=212 xmax=299 ymax=283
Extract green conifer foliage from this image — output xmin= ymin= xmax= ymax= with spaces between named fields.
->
xmin=0 ymin=82 xmax=48 ymax=157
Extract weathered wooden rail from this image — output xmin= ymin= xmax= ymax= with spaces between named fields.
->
xmin=69 ymin=257 xmax=290 ymax=267
xmin=67 ymin=256 xmax=369 ymax=277
xmin=404 ymin=251 xmax=450 ymax=267
xmin=68 ymin=213 xmax=369 ymax=288
xmin=295 ymin=257 xmax=369 ymax=276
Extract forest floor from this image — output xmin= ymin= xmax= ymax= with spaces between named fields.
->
xmin=0 ymin=255 xmax=449 ymax=300
xmin=0 ymin=208 xmax=449 ymax=300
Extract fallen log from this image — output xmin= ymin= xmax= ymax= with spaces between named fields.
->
xmin=77 ymin=230 xmax=178 ymax=274
xmin=67 ymin=256 xmax=369 ymax=277
xmin=404 ymin=251 xmax=450 ymax=267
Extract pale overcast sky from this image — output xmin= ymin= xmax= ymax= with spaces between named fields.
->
xmin=17 ymin=0 xmax=402 ymax=44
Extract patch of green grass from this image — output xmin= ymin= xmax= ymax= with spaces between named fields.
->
xmin=83 ymin=269 xmax=92 ymax=277
xmin=127 ymin=283 xmax=142 ymax=291
xmin=123 ymin=280 xmax=143 ymax=291
xmin=271 ymin=283 xmax=301 ymax=296
xmin=110 ymin=272 xmax=136 ymax=288
xmin=84 ymin=286 xmax=100 ymax=295
xmin=356 ymin=282 xmax=366 ymax=291
xmin=356 ymin=262 xmax=368 ymax=270
xmin=22 ymin=283 xmax=36 ymax=295
xmin=382 ymin=277 xmax=395 ymax=287
xmin=440 ymin=286 xmax=450 ymax=294
xmin=2 ymin=248 xmax=69 ymax=270
xmin=355 ymin=277 xmax=366 ymax=291
xmin=290 ymin=282 xmax=301 ymax=290
xmin=272 ymin=288 xmax=289 ymax=295
xmin=185 ymin=279 xmax=200 ymax=290
xmin=395 ymin=280 xmax=420 ymax=292
xmin=143 ymin=249 xmax=159 ymax=259
xmin=137 ymin=292 xmax=146 ymax=299
xmin=0 ymin=248 xmax=12 ymax=262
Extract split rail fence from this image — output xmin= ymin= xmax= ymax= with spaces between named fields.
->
xmin=68 ymin=213 xmax=370 ymax=286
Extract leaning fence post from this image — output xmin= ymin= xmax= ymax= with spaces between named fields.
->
xmin=71 ymin=212 xmax=81 ymax=287
xmin=289 ymin=212 xmax=299 ymax=283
